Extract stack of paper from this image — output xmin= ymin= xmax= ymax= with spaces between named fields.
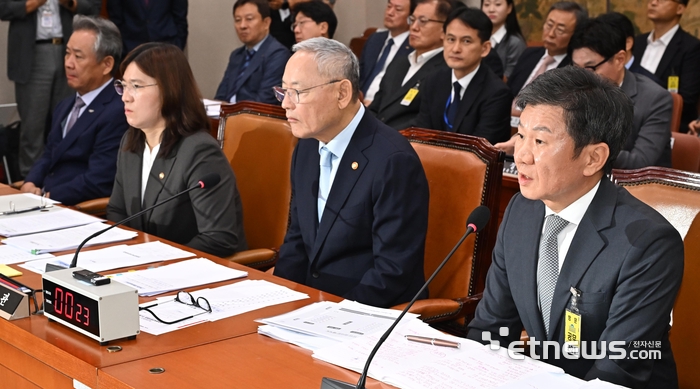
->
xmin=0 ymin=193 xmax=60 ymax=213
xmin=0 ymin=207 xmax=102 ymax=236
xmin=19 ymin=241 xmax=194 ymax=274
xmin=109 ymin=257 xmax=247 ymax=296
xmin=203 ymin=98 xmax=222 ymax=117
xmin=0 ymin=245 xmax=55 ymax=265
xmin=2 ymin=222 xmax=137 ymax=254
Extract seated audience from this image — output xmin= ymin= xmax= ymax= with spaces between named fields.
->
xmin=633 ymin=0 xmax=700 ymax=132
xmin=482 ymin=0 xmax=525 ymax=79
xmin=215 ymin=0 xmax=290 ymax=105
xmin=21 ymin=16 xmax=128 ymax=206
xmin=107 ymin=0 xmax=188 ymax=53
xmin=368 ymin=0 xmax=453 ymax=130
xmin=291 ymin=0 xmax=337 ymax=42
xmin=359 ymin=0 xmax=414 ymax=106
xmin=468 ymin=66 xmax=683 ymax=388
xmin=107 ymin=43 xmax=247 ymax=258
xmin=413 ymin=7 xmax=511 ymax=144
xmin=268 ymin=0 xmax=296 ymax=49
xmin=273 ymin=38 xmax=429 ymax=308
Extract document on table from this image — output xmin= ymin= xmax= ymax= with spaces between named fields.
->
xmin=139 ymin=279 xmax=309 ymax=335
xmin=0 ymin=193 xmax=60 ymax=213
xmin=109 ymin=257 xmax=247 ymax=296
xmin=0 ymin=207 xmax=102 ymax=236
xmin=203 ymin=98 xmax=221 ymax=117
xmin=2 ymin=222 xmax=137 ymax=254
xmin=19 ymin=241 xmax=194 ymax=274
xmin=0 ymin=244 xmax=55 ymax=265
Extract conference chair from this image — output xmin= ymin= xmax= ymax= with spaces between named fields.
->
xmin=396 ymin=128 xmax=504 ymax=337
xmin=670 ymin=92 xmax=683 ymax=133
xmin=612 ymin=166 xmax=700 ymax=239
xmin=349 ymin=27 xmax=377 ymax=58
xmin=217 ymin=102 xmax=297 ymax=270
xmin=670 ymin=132 xmax=700 ymax=173
xmin=673 ymin=213 xmax=700 ymax=389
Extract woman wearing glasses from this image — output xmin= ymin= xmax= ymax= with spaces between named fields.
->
xmin=482 ymin=0 xmax=526 ymax=80
xmin=107 ymin=43 xmax=247 ymax=257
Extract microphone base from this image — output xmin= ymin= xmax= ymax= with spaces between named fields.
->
xmin=320 ymin=377 xmax=358 ymax=389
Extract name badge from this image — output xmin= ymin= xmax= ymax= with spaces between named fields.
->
xmin=41 ymin=9 xmax=53 ymax=28
xmin=400 ymin=87 xmax=419 ymax=106
xmin=668 ymin=76 xmax=679 ymax=93
xmin=564 ymin=286 xmax=582 ymax=358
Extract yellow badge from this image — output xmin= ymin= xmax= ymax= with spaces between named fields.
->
xmin=400 ymin=88 xmax=419 ymax=106
xmin=564 ymin=286 xmax=582 ymax=357
xmin=668 ymin=76 xmax=679 ymax=93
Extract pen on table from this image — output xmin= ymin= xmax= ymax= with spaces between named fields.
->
xmin=0 ymin=205 xmax=46 ymax=216
xmin=0 ymin=274 xmax=33 ymax=294
xmin=405 ymin=335 xmax=461 ymax=349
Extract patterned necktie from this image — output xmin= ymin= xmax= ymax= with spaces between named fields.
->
xmin=529 ymin=55 xmax=555 ymax=86
xmin=362 ymin=38 xmax=394 ymax=94
xmin=64 ymin=96 xmax=85 ymax=137
xmin=537 ymin=214 xmax=570 ymax=336
xmin=231 ymin=49 xmax=256 ymax=97
xmin=317 ymin=146 xmax=334 ymax=222
xmin=445 ymin=81 xmax=462 ymax=131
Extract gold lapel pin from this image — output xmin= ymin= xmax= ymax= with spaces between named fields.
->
xmin=158 ymin=172 xmax=165 ymax=180
xmin=88 ymin=109 xmax=94 ymax=113
xmin=351 ymin=162 xmax=359 ymax=170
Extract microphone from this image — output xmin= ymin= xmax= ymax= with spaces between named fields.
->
xmin=321 ymin=205 xmax=491 ymax=389
xmin=48 ymin=173 xmax=221 ymax=271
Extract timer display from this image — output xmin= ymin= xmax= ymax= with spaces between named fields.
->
xmin=43 ymin=279 xmax=100 ymax=336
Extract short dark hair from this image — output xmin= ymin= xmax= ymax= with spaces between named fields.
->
xmin=515 ymin=66 xmax=632 ymax=173
xmin=443 ymin=7 xmax=492 ymax=44
xmin=292 ymin=1 xmax=338 ymax=39
xmin=569 ymin=18 xmax=625 ymax=60
xmin=415 ymin=0 xmax=457 ymax=21
xmin=233 ymin=0 xmax=271 ymax=19
xmin=676 ymin=0 xmax=688 ymax=5
xmin=120 ymin=43 xmax=209 ymax=158
xmin=548 ymin=1 xmax=587 ymax=28
xmin=596 ymin=12 xmax=634 ymax=40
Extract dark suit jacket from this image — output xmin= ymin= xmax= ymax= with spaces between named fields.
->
xmin=507 ymin=47 xmax=571 ymax=97
xmin=24 ymin=84 xmax=127 ymax=205
xmin=107 ymin=131 xmax=247 ymax=258
xmin=413 ymin=66 xmax=512 ymax=144
xmin=616 ymin=70 xmax=672 ymax=169
xmin=107 ymin=0 xmax=188 ymax=53
xmin=467 ymin=178 xmax=683 ymax=388
xmin=269 ymin=5 xmax=294 ymax=50
xmin=274 ymin=108 xmax=429 ymax=308
xmin=358 ymin=30 xmax=412 ymax=90
xmin=214 ymin=35 xmax=290 ymax=105
xmin=633 ymin=28 xmax=700 ymax=130
xmin=368 ymin=51 xmax=448 ymax=130
xmin=0 ymin=0 xmax=100 ymax=84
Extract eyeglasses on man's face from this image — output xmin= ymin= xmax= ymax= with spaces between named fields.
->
xmin=114 ymin=79 xmax=158 ymax=96
xmin=575 ymin=55 xmax=613 ymax=72
xmin=273 ymin=80 xmax=341 ymax=104
xmin=407 ymin=15 xmax=445 ymax=27
xmin=291 ymin=19 xmax=315 ymax=31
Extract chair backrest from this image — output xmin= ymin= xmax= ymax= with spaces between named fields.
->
xmin=671 ymin=132 xmax=700 ymax=173
xmin=670 ymin=92 xmax=683 ymax=133
xmin=349 ymin=27 xmax=377 ymax=58
xmin=218 ymin=102 xmax=297 ymax=251
xmin=400 ymin=128 xmax=504 ymax=300
xmin=613 ymin=166 xmax=700 ymax=239
xmin=673 ymin=213 xmax=700 ymax=389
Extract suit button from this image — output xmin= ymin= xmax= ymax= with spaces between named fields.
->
xmin=312 ymin=272 xmax=319 ymax=279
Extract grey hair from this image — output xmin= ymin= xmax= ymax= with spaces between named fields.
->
xmin=292 ymin=37 xmax=360 ymax=100
xmin=72 ymin=15 xmax=122 ymax=65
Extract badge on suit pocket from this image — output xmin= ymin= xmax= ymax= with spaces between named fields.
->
xmin=564 ymin=286 xmax=582 ymax=358
xmin=401 ymin=84 xmax=420 ymax=106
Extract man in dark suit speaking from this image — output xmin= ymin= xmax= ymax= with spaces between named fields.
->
xmin=21 ymin=16 xmax=128 ymax=206
xmin=273 ymin=37 xmax=429 ymax=308
xmin=467 ymin=67 xmax=683 ymax=388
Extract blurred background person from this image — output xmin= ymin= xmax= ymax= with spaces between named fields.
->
xmin=291 ymin=0 xmax=337 ymax=42
xmin=268 ymin=0 xmax=296 ymax=49
xmin=107 ymin=0 xmax=188 ymax=53
xmin=482 ymin=0 xmax=525 ymax=80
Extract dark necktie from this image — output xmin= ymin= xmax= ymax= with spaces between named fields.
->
xmin=231 ymin=49 xmax=256 ymax=98
xmin=537 ymin=214 xmax=570 ymax=336
xmin=361 ymin=38 xmax=394 ymax=95
xmin=64 ymin=96 xmax=85 ymax=137
xmin=444 ymin=81 xmax=462 ymax=131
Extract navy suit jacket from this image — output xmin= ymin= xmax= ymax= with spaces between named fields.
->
xmin=214 ymin=35 xmax=290 ymax=105
xmin=107 ymin=0 xmax=188 ymax=53
xmin=413 ymin=65 xmax=512 ymax=144
xmin=24 ymin=84 xmax=128 ymax=205
xmin=358 ymin=30 xmax=412 ymax=90
xmin=507 ymin=47 xmax=571 ymax=97
xmin=467 ymin=178 xmax=683 ymax=388
xmin=633 ymin=28 xmax=700 ymax=130
xmin=274 ymin=108 xmax=429 ymax=308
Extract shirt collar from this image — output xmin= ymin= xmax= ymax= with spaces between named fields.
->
xmin=247 ymin=33 xmax=268 ymax=51
xmin=451 ymin=65 xmax=480 ymax=93
xmin=76 ymin=78 xmax=113 ymax=109
xmin=625 ymin=55 xmax=634 ymax=69
xmin=407 ymin=47 xmax=443 ymax=67
xmin=544 ymin=180 xmax=601 ymax=227
xmin=648 ymin=24 xmax=679 ymax=46
xmin=491 ymin=24 xmax=507 ymax=45
xmin=389 ymin=30 xmax=409 ymax=43
xmin=318 ymin=104 xmax=365 ymax=162
xmin=544 ymin=51 xmax=567 ymax=65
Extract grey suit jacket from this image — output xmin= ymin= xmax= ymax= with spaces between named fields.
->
xmin=0 ymin=0 xmax=100 ymax=84
xmin=616 ymin=69 xmax=672 ymax=169
xmin=107 ymin=131 xmax=247 ymax=257
xmin=494 ymin=33 xmax=526 ymax=79
xmin=467 ymin=178 xmax=683 ymax=388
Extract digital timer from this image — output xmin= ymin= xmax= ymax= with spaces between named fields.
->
xmin=42 ymin=268 xmax=140 ymax=345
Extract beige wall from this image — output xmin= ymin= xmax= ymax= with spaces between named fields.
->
xmin=0 ymin=22 xmax=13 ymax=106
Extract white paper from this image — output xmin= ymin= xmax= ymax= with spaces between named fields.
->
xmin=258 ymin=324 xmax=341 ymax=351
xmin=0 ymin=244 xmax=55 ymax=265
xmin=109 ymin=257 xmax=247 ymax=296
xmin=0 ymin=207 xmax=102 ymax=236
xmin=3 ymin=222 xmax=137 ymax=254
xmin=0 ymin=193 xmax=60 ymax=213
xmin=203 ymin=98 xmax=222 ymax=117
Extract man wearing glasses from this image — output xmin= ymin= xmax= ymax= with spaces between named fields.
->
xmin=20 ymin=16 xmax=127 ymax=205
xmin=273 ymin=37 xmax=430 ymax=309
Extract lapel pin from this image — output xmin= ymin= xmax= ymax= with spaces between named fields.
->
xmin=159 ymin=172 xmax=165 ymax=180
xmin=351 ymin=162 xmax=359 ymax=170
xmin=88 ymin=109 xmax=94 ymax=113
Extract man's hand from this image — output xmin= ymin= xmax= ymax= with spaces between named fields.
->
xmin=26 ymin=0 xmax=47 ymax=14
xmin=688 ymin=118 xmax=700 ymax=136
xmin=494 ymin=137 xmax=516 ymax=155
xmin=20 ymin=182 xmax=43 ymax=196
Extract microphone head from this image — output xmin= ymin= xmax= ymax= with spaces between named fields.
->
xmin=466 ymin=205 xmax=490 ymax=233
xmin=198 ymin=173 xmax=221 ymax=189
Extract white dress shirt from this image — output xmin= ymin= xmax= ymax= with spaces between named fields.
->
xmin=523 ymin=51 xmax=567 ymax=88
xmin=450 ymin=66 xmax=480 ymax=101
xmin=63 ymin=78 xmax=113 ymax=137
xmin=141 ymin=143 xmax=161 ymax=205
xmin=36 ymin=0 xmax=62 ymax=40
xmin=402 ymin=47 xmax=444 ymax=86
xmin=317 ymin=105 xmax=365 ymax=191
xmin=640 ymin=24 xmax=679 ymax=74
xmin=364 ymin=30 xmax=409 ymax=102
xmin=490 ymin=24 xmax=507 ymax=47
